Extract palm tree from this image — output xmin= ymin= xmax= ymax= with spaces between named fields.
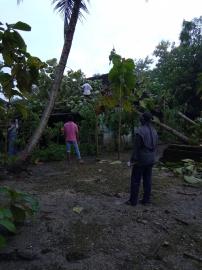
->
xmin=17 ymin=0 xmax=89 ymax=161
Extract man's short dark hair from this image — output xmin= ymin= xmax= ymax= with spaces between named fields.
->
xmin=141 ymin=112 xmax=153 ymax=123
xmin=68 ymin=114 xmax=74 ymax=121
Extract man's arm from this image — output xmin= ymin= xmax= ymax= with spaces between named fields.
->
xmin=8 ymin=124 xmax=15 ymax=132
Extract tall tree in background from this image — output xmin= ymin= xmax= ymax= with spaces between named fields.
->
xmin=151 ymin=17 xmax=202 ymax=120
xmin=17 ymin=0 xmax=89 ymax=161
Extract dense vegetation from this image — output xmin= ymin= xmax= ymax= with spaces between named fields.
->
xmin=0 ymin=0 xmax=201 ymax=256
xmin=0 ymin=17 xmax=202 ymax=164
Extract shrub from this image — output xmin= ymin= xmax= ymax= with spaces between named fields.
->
xmin=0 ymin=186 xmax=39 ymax=249
xmin=80 ymin=143 xmax=96 ymax=156
xmin=31 ymin=143 xmax=66 ymax=162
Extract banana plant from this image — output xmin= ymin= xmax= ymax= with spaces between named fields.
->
xmin=108 ymin=49 xmax=136 ymax=159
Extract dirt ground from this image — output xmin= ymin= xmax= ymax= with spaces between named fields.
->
xmin=0 ymin=152 xmax=202 ymax=270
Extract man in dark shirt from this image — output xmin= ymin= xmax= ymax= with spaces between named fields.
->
xmin=126 ymin=112 xmax=158 ymax=206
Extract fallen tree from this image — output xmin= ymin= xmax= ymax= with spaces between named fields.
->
xmin=136 ymin=111 xmax=191 ymax=144
xmin=177 ymin=111 xmax=199 ymax=126
xmin=152 ymin=118 xmax=190 ymax=144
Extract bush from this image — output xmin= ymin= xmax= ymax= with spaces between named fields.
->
xmin=0 ymin=186 xmax=39 ymax=249
xmin=32 ymin=143 xmax=97 ymax=162
xmin=32 ymin=144 xmax=66 ymax=162
xmin=80 ymin=143 xmax=96 ymax=156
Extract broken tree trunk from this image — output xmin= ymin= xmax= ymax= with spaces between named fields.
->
xmin=178 ymin=111 xmax=198 ymax=126
xmin=136 ymin=111 xmax=191 ymax=144
xmin=152 ymin=118 xmax=190 ymax=144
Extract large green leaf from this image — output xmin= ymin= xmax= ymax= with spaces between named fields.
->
xmin=21 ymin=194 xmax=40 ymax=213
xmin=11 ymin=21 xmax=31 ymax=31
xmin=12 ymin=31 xmax=26 ymax=50
xmin=16 ymin=69 xmax=32 ymax=92
xmin=0 ymin=219 xmax=16 ymax=233
xmin=2 ymin=50 xmax=13 ymax=66
xmin=184 ymin=175 xmax=202 ymax=184
xmin=0 ymin=208 xmax=13 ymax=219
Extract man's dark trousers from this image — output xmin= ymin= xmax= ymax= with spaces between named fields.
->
xmin=129 ymin=165 xmax=153 ymax=205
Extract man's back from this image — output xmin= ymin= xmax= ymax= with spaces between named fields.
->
xmin=136 ymin=124 xmax=158 ymax=166
xmin=64 ymin=121 xmax=78 ymax=142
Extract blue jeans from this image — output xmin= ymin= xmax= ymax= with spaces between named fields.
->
xmin=66 ymin=141 xmax=81 ymax=159
xmin=130 ymin=165 xmax=153 ymax=205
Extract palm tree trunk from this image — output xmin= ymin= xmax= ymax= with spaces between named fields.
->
xmin=19 ymin=0 xmax=82 ymax=161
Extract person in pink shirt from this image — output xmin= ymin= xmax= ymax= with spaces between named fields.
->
xmin=63 ymin=115 xmax=83 ymax=163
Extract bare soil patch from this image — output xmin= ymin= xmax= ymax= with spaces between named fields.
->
xmin=0 ymin=153 xmax=202 ymax=270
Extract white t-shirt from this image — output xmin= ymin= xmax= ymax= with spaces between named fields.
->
xmin=82 ymin=83 xmax=92 ymax=96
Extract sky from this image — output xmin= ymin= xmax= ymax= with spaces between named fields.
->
xmin=1 ymin=0 xmax=202 ymax=77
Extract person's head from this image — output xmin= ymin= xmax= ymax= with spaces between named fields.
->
xmin=9 ymin=119 xmax=15 ymax=126
xmin=67 ymin=115 xmax=74 ymax=122
xmin=140 ymin=112 xmax=153 ymax=125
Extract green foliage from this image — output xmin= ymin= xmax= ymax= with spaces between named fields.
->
xmin=150 ymin=17 xmax=202 ymax=120
xmin=164 ymin=159 xmax=202 ymax=186
xmin=107 ymin=49 xmax=136 ymax=157
xmin=0 ymin=21 xmax=46 ymax=162
xmin=43 ymin=122 xmax=63 ymax=144
xmin=1 ymin=15 xmax=201 ymax=160
xmin=105 ymin=110 xmax=137 ymax=136
xmin=26 ymin=67 xmax=103 ymax=159
xmin=80 ymin=143 xmax=96 ymax=155
xmin=0 ymin=21 xmax=45 ymax=100
xmin=31 ymin=143 xmax=66 ymax=162
xmin=78 ymin=103 xmax=98 ymax=148
xmin=109 ymin=49 xmax=136 ymax=100
xmin=0 ymin=186 xmax=39 ymax=249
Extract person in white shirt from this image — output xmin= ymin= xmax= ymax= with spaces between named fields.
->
xmin=81 ymin=82 xmax=92 ymax=96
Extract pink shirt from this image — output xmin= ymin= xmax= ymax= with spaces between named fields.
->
xmin=64 ymin=121 xmax=78 ymax=142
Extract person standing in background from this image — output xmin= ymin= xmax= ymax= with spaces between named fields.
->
xmin=126 ymin=112 xmax=158 ymax=206
xmin=63 ymin=115 xmax=83 ymax=163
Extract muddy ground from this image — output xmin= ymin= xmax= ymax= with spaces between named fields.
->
xmin=0 ymin=152 xmax=202 ymax=270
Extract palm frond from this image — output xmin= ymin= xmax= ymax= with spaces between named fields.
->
xmin=52 ymin=0 xmax=89 ymax=25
